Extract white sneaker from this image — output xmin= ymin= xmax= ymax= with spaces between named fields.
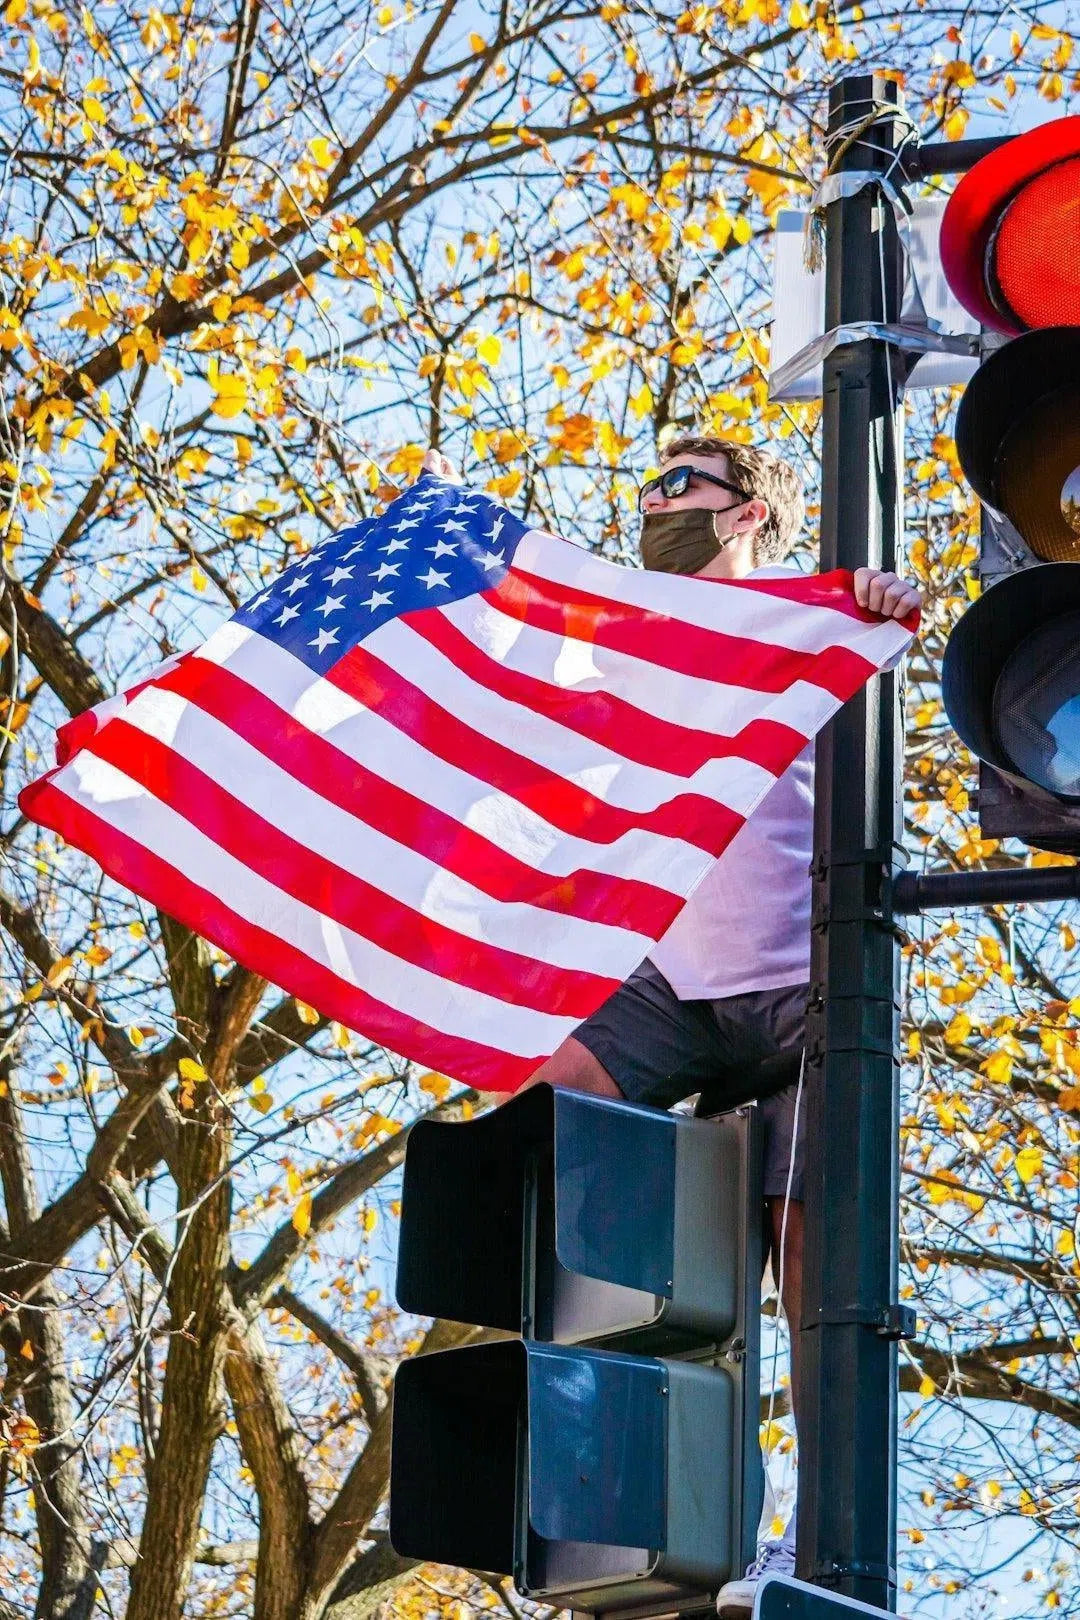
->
xmin=715 ymin=1536 xmax=796 ymax=1617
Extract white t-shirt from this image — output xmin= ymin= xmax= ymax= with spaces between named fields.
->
xmin=648 ymin=564 xmax=815 ymax=1001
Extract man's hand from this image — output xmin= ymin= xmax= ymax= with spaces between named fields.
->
xmin=853 ymin=567 xmax=921 ymax=621
xmin=420 ymin=448 xmax=462 ymax=484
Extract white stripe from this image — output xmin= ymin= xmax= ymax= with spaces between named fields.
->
xmin=514 ymin=528 xmax=914 ymax=665
xmin=122 ymin=686 xmax=653 ymax=971
xmin=439 ymin=589 xmax=840 ymax=742
xmin=364 ymin=615 xmax=779 ymax=817
xmin=197 ymin=624 xmax=724 ymax=897
xmin=50 ymin=751 xmax=582 ymax=1059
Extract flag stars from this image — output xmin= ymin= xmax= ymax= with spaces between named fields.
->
xmin=315 ymin=594 xmax=346 ymax=617
xmin=417 ymin=566 xmax=451 ymax=591
xmin=381 ymin=537 xmax=410 ymax=555
xmin=309 ymin=626 xmax=340 ymax=654
xmin=427 ymin=538 xmax=458 ymax=560
xmin=479 ymin=549 xmax=505 ymax=572
xmin=370 ymin=561 xmax=401 ymax=582
xmin=324 ymin=565 xmax=354 ymax=587
xmin=282 ymin=573 xmax=312 ymax=597
xmin=362 ymin=589 xmax=394 ymax=611
xmin=393 ymin=516 xmax=424 ymax=533
xmin=274 ymin=603 xmax=301 ymax=627
xmin=439 ymin=517 xmax=469 ymax=535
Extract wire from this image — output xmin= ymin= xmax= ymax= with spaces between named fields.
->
xmin=761 ymin=1042 xmax=805 ymax=1543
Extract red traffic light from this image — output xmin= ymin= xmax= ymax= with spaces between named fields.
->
xmin=941 ymin=116 xmax=1080 ymax=335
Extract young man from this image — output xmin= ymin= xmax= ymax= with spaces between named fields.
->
xmin=420 ymin=438 xmax=920 ymax=1614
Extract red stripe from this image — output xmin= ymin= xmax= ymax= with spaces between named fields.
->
xmin=722 ymin=567 xmax=921 ymax=634
xmin=414 ymin=605 xmax=809 ymax=779
xmin=328 ymin=641 xmax=747 ymax=856
xmin=78 ymin=716 xmax=622 ymax=1021
xmin=153 ymin=656 xmax=682 ymax=940
xmin=489 ymin=568 xmax=878 ymax=700
xmin=19 ymin=778 xmax=538 ymax=1092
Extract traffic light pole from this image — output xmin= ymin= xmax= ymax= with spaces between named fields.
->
xmin=797 ymin=73 xmax=908 ymax=1612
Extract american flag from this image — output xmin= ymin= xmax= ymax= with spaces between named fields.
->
xmin=20 ymin=475 xmax=916 ymax=1092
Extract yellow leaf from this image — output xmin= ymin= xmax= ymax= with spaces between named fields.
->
xmin=376 ymin=3 xmax=391 ymax=21
xmin=83 ymin=95 xmax=106 ymax=123
xmin=295 ymin=999 xmax=320 ymax=1026
xmin=944 ymin=106 xmax=970 ymax=141
xmin=178 ymin=1057 xmax=207 ymax=1084
xmin=918 ymin=1374 xmax=935 ymax=1398
xmin=82 ymin=943 xmax=112 ymax=966
xmin=46 ymin=956 xmax=75 ymax=988
xmin=477 ymin=333 xmax=502 ymax=366
xmin=630 ymin=381 xmax=654 ymax=420
xmin=363 ymin=1206 xmax=378 ymax=1233
xmin=292 ymin=1192 xmax=312 ymax=1237
xmin=210 ymin=373 xmax=248 ymax=420
xmin=1058 ymin=1085 xmax=1080 ymax=1111
xmin=1015 ymin=1145 xmax=1043 ymax=1184
xmin=5 ymin=0 xmax=27 ymax=20
xmin=250 ymin=1092 xmax=273 ymax=1114
xmin=308 ymin=136 xmax=337 ymax=169
xmin=286 ymin=1165 xmax=303 ymax=1198
xmin=469 ymin=30 xmax=486 ymax=49
xmin=418 ymin=1071 xmax=452 ymax=1102
xmin=944 ymin=1011 xmax=971 ymax=1047
xmin=19 ymin=1339 xmax=34 ymax=1361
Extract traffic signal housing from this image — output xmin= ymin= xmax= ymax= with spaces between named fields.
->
xmin=939 ymin=120 xmax=1080 ymax=852
xmin=389 ymin=1084 xmax=764 ymax=1614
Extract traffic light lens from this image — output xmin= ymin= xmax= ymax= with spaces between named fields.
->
xmin=992 ymin=157 xmax=1080 ymax=330
xmin=1063 ymin=468 xmax=1080 ymax=537
xmin=996 ymin=383 xmax=1080 ymax=562
xmin=994 ymin=612 xmax=1080 ymax=797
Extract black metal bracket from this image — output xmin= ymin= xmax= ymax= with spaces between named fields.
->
xmin=813 ymin=1303 xmax=916 ymax=1341
xmin=807 ymin=1558 xmax=899 ymax=1586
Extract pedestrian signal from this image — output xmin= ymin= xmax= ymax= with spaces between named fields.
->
xmin=389 ymin=1085 xmax=764 ymax=1613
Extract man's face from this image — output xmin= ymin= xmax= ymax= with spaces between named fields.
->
xmin=640 ymin=452 xmax=763 ymax=578
xmin=640 ymin=452 xmax=749 ymax=521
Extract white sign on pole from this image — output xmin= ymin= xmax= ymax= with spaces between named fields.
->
xmin=769 ymin=200 xmax=980 ymax=401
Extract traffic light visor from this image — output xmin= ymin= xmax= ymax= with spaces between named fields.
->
xmin=954 ymin=327 xmax=1080 ymax=562
xmin=942 ymin=564 xmax=1080 ymax=804
xmin=941 ymin=116 xmax=1080 ymax=335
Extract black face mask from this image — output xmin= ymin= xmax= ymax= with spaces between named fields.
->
xmin=639 ymin=507 xmax=733 ymax=575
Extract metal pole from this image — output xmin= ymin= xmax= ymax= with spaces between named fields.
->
xmin=796 ymin=72 xmax=907 ymax=1612
xmin=894 ymin=865 xmax=1080 ymax=914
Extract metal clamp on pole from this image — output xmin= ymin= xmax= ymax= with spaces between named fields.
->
xmin=813 ymin=1304 xmax=916 ymax=1341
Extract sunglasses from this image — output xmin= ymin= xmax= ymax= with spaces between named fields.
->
xmin=638 ymin=464 xmax=753 ymax=513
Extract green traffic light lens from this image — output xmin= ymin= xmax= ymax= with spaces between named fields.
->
xmin=994 ymin=612 xmax=1080 ymax=799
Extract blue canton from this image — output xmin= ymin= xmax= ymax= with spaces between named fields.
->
xmin=233 ymin=474 xmax=530 ymax=676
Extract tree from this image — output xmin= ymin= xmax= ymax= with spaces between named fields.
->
xmin=0 ymin=0 xmax=1078 ymax=1615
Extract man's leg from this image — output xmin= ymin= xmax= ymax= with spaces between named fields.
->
xmin=521 ymin=1036 xmax=624 ymax=1097
xmin=766 ymin=1195 xmax=803 ymax=1427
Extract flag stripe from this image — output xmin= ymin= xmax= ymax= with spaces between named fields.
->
xmin=515 ymin=532 xmax=912 ymax=642
xmin=103 ymin=686 xmax=650 ymax=984
xmin=77 ymin=712 xmax=624 ymax=1017
xmin=489 ymin=566 xmax=879 ymax=700
xmin=416 ymin=604 xmax=810 ymax=779
xmin=146 ymin=652 xmax=686 ymax=938
xmin=24 ymin=777 xmax=541 ymax=1092
xmin=194 ymin=626 xmax=725 ymax=901
xmin=32 ymin=754 xmax=582 ymax=1059
xmin=329 ymin=637 xmax=749 ymax=854
xmin=438 ymin=587 xmax=841 ymax=746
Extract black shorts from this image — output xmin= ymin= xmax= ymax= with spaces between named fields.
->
xmin=573 ymin=959 xmax=808 ymax=1200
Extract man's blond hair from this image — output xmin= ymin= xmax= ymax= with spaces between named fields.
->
xmin=661 ymin=434 xmax=805 ymax=566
